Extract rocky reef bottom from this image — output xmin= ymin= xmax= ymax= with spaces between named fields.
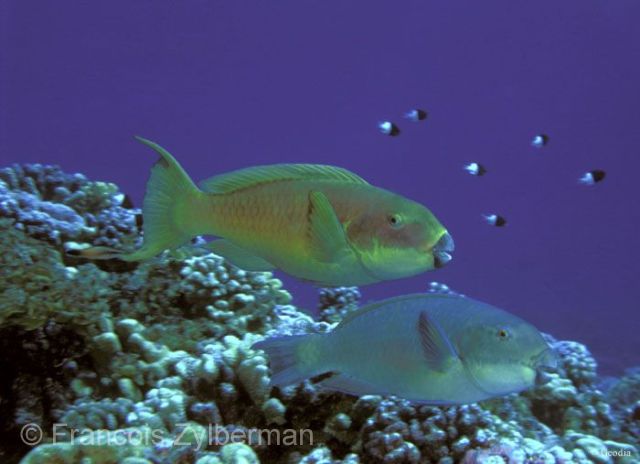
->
xmin=0 ymin=163 xmax=638 ymax=464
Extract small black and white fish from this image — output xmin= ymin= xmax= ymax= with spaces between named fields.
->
xmin=579 ymin=170 xmax=606 ymax=185
xmin=463 ymin=162 xmax=486 ymax=176
xmin=483 ymin=214 xmax=507 ymax=227
xmin=378 ymin=121 xmax=400 ymax=136
xmin=427 ymin=281 xmax=464 ymax=297
xmin=404 ymin=109 xmax=428 ymax=122
xmin=531 ymin=134 xmax=549 ymax=148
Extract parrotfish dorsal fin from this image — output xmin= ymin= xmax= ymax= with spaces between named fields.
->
xmin=307 ymin=191 xmax=352 ymax=263
xmin=199 ymin=164 xmax=368 ymax=193
xmin=417 ymin=310 xmax=460 ymax=372
xmin=337 ymin=293 xmax=428 ymax=327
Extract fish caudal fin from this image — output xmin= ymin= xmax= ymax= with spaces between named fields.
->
xmin=252 ymin=334 xmax=325 ymax=387
xmin=128 ymin=136 xmax=204 ymax=260
xmin=123 ymin=136 xmax=207 ymax=261
xmin=74 ymin=137 xmax=206 ymax=262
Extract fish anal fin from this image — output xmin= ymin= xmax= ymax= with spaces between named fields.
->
xmin=307 ymin=191 xmax=351 ymax=263
xmin=417 ymin=311 xmax=459 ymax=372
xmin=309 ymin=371 xmax=339 ymax=384
xmin=207 ymin=239 xmax=275 ymax=271
xmin=316 ymin=372 xmax=385 ymax=396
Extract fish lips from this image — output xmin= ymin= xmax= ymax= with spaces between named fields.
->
xmin=532 ymin=348 xmax=558 ymax=385
xmin=433 ymin=233 xmax=455 ymax=268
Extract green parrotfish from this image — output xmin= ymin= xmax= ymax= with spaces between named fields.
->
xmin=80 ymin=137 xmax=454 ymax=286
xmin=253 ymin=293 xmax=557 ymax=405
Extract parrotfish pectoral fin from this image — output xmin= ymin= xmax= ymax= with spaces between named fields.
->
xmin=417 ymin=311 xmax=460 ymax=372
xmin=207 ymin=239 xmax=275 ymax=271
xmin=307 ymin=191 xmax=351 ymax=263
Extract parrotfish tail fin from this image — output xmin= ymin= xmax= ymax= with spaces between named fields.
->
xmin=69 ymin=137 xmax=205 ymax=262
xmin=118 ymin=136 xmax=205 ymax=261
xmin=252 ymin=335 xmax=323 ymax=387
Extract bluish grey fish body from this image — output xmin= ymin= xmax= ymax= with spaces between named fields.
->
xmin=253 ymin=294 xmax=556 ymax=405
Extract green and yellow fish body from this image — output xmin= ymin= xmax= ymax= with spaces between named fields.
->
xmin=82 ymin=137 xmax=454 ymax=286
xmin=202 ymin=180 xmax=374 ymax=285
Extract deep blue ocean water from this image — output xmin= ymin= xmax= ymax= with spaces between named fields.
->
xmin=2 ymin=1 xmax=639 ymax=376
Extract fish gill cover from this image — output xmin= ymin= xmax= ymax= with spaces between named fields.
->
xmin=0 ymin=164 xmax=638 ymax=463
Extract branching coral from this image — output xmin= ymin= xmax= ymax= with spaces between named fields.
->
xmin=1 ymin=164 xmax=638 ymax=464
xmin=0 ymin=163 xmax=140 ymax=254
xmin=318 ymin=287 xmax=361 ymax=323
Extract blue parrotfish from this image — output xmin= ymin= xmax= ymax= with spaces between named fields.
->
xmin=253 ymin=293 xmax=557 ymax=405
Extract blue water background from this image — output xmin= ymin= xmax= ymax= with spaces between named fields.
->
xmin=1 ymin=1 xmax=639 ymax=374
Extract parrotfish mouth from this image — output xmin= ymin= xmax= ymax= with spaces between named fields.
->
xmin=433 ymin=232 xmax=455 ymax=268
xmin=532 ymin=347 xmax=558 ymax=385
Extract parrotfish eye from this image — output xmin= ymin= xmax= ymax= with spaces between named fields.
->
xmin=388 ymin=214 xmax=404 ymax=229
xmin=497 ymin=327 xmax=511 ymax=340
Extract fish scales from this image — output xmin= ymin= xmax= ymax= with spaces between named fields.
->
xmin=254 ymin=294 xmax=557 ymax=405
xmin=76 ymin=137 xmax=454 ymax=286
xmin=210 ymin=180 xmax=313 ymax=254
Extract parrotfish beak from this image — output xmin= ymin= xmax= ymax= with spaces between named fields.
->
xmin=533 ymin=347 xmax=558 ymax=385
xmin=433 ymin=232 xmax=455 ymax=268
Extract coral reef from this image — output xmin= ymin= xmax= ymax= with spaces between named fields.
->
xmin=317 ymin=287 xmax=361 ymax=323
xmin=0 ymin=163 xmax=638 ymax=464
xmin=0 ymin=163 xmax=140 ymax=250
